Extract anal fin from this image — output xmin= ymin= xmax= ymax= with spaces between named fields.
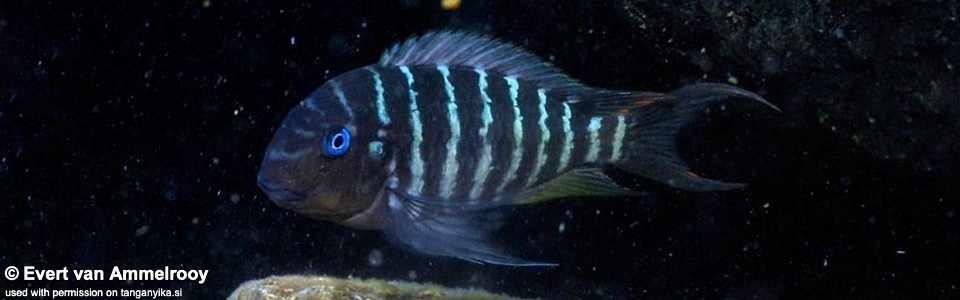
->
xmin=514 ymin=167 xmax=641 ymax=205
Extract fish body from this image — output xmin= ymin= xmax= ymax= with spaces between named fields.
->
xmin=257 ymin=31 xmax=777 ymax=265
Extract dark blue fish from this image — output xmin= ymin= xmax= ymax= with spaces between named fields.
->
xmin=257 ymin=31 xmax=777 ymax=266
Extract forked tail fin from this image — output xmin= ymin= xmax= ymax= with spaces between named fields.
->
xmin=614 ymin=83 xmax=778 ymax=191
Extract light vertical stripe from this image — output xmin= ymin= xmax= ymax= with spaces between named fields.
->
xmin=610 ymin=114 xmax=626 ymax=162
xmin=526 ymin=88 xmax=551 ymax=187
xmin=557 ymin=102 xmax=574 ymax=173
xmin=399 ymin=66 xmax=424 ymax=195
xmin=469 ymin=69 xmax=494 ymax=199
xmin=497 ymin=76 xmax=523 ymax=192
xmin=330 ymin=80 xmax=354 ymax=119
xmin=585 ymin=116 xmax=603 ymax=161
xmin=437 ymin=66 xmax=460 ymax=199
xmin=366 ymin=67 xmax=391 ymax=125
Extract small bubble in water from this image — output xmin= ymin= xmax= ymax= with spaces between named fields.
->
xmin=230 ymin=193 xmax=240 ymax=204
xmin=367 ymin=249 xmax=384 ymax=267
xmin=163 ymin=189 xmax=176 ymax=202
xmin=135 ymin=225 xmax=150 ymax=237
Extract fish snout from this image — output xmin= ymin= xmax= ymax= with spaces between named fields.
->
xmin=257 ymin=173 xmax=307 ymax=205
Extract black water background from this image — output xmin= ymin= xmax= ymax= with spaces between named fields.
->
xmin=2 ymin=1 xmax=958 ymax=298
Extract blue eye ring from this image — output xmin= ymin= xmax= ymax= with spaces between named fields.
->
xmin=322 ymin=126 xmax=351 ymax=157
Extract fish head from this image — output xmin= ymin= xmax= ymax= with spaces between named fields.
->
xmin=258 ymin=83 xmax=390 ymax=224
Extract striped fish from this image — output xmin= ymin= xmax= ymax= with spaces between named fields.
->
xmin=256 ymin=31 xmax=778 ymax=266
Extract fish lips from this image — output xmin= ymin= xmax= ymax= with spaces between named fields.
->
xmin=257 ymin=175 xmax=307 ymax=206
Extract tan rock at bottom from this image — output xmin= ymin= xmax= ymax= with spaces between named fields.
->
xmin=228 ymin=275 xmax=526 ymax=300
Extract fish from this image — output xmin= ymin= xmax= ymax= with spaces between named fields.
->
xmin=256 ymin=31 xmax=778 ymax=266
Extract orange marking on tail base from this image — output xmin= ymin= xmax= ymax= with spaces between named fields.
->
xmin=684 ymin=170 xmax=700 ymax=178
xmin=635 ymin=99 xmax=655 ymax=106
xmin=441 ymin=0 xmax=461 ymax=10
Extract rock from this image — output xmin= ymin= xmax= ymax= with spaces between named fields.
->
xmin=228 ymin=275 xmax=524 ymax=300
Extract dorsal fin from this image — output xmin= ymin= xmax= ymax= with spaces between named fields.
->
xmin=379 ymin=31 xmax=587 ymax=95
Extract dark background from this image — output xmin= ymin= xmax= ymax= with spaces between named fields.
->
xmin=2 ymin=0 xmax=958 ymax=298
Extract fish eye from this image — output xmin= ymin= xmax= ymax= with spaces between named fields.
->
xmin=322 ymin=126 xmax=351 ymax=157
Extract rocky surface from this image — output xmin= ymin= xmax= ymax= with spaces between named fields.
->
xmin=229 ymin=275 xmax=520 ymax=300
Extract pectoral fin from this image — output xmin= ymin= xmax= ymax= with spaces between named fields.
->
xmin=382 ymin=190 xmax=556 ymax=267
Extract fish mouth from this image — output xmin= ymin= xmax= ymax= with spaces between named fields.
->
xmin=257 ymin=174 xmax=307 ymax=205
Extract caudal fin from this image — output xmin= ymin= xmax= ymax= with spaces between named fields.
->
xmin=615 ymin=83 xmax=777 ymax=191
